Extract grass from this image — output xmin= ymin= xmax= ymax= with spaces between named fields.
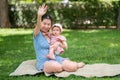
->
xmin=0 ymin=28 xmax=120 ymax=80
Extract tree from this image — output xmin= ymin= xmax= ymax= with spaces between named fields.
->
xmin=117 ymin=1 xmax=120 ymax=29
xmin=0 ymin=0 xmax=11 ymax=28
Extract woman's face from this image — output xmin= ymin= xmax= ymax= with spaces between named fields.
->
xmin=40 ymin=19 xmax=51 ymax=33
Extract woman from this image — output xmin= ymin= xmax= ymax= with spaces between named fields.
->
xmin=33 ymin=4 xmax=85 ymax=73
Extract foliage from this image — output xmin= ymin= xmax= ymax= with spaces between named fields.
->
xmin=0 ymin=29 xmax=120 ymax=80
xmin=9 ymin=1 xmax=119 ymax=29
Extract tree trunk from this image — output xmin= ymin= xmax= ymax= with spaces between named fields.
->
xmin=0 ymin=0 xmax=11 ymax=28
xmin=117 ymin=2 xmax=120 ymax=30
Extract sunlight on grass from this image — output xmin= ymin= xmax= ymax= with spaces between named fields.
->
xmin=64 ymin=33 xmax=69 ymax=37
xmin=0 ymin=38 xmax=3 ymax=41
xmin=0 ymin=59 xmax=13 ymax=66
xmin=80 ymin=30 xmax=100 ymax=33
xmin=0 ymin=28 xmax=33 ymax=36
xmin=0 ymin=29 xmax=120 ymax=80
xmin=109 ymin=43 xmax=118 ymax=48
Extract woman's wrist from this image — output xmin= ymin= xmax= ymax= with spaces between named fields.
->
xmin=37 ymin=12 xmax=42 ymax=18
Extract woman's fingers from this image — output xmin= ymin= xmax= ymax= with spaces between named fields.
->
xmin=44 ymin=5 xmax=48 ymax=10
xmin=39 ymin=4 xmax=47 ymax=11
xmin=42 ymin=3 xmax=45 ymax=8
xmin=44 ymin=6 xmax=48 ymax=12
xmin=41 ymin=3 xmax=47 ymax=9
xmin=43 ymin=4 xmax=48 ymax=11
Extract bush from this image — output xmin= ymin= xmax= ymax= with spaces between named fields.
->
xmin=9 ymin=1 xmax=119 ymax=29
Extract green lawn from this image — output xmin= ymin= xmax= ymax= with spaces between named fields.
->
xmin=0 ymin=29 xmax=120 ymax=80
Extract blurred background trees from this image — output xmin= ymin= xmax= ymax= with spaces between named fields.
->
xmin=0 ymin=0 xmax=11 ymax=28
xmin=0 ymin=0 xmax=120 ymax=29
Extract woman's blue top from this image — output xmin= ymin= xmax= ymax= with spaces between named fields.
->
xmin=33 ymin=31 xmax=64 ymax=71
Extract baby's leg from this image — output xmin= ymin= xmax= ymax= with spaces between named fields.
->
xmin=46 ymin=45 xmax=55 ymax=59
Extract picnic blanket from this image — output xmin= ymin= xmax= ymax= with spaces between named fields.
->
xmin=9 ymin=60 xmax=120 ymax=78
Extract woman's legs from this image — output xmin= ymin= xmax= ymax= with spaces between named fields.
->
xmin=43 ymin=60 xmax=85 ymax=73
xmin=62 ymin=60 xmax=85 ymax=72
xmin=43 ymin=61 xmax=63 ymax=73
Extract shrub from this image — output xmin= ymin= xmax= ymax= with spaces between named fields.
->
xmin=9 ymin=1 xmax=119 ymax=29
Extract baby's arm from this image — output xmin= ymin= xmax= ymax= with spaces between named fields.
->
xmin=59 ymin=40 xmax=68 ymax=49
xmin=52 ymin=40 xmax=67 ymax=49
xmin=57 ymin=36 xmax=68 ymax=49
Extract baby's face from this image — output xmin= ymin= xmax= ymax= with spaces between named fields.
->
xmin=52 ymin=27 xmax=61 ymax=36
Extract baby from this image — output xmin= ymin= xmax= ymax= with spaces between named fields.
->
xmin=46 ymin=23 xmax=68 ymax=59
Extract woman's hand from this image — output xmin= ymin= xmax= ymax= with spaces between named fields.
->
xmin=38 ymin=4 xmax=48 ymax=16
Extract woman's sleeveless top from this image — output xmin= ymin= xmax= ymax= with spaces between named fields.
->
xmin=33 ymin=31 xmax=64 ymax=71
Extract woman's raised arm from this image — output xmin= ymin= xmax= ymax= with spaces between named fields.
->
xmin=34 ymin=4 xmax=47 ymax=37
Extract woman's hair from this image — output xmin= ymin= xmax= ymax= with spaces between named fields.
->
xmin=41 ymin=14 xmax=52 ymax=22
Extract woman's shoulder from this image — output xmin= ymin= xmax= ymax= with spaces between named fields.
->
xmin=33 ymin=31 xmax=42 ymax=39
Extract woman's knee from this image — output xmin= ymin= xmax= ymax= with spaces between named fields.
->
xmin=62 ymin=60 xmax=78 ymax=72
xmin=43 ymin=61 xmax=63 ymax=73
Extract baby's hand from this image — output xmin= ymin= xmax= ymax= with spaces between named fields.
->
xmin=53 ymin=42 xmax=60 ymax=49
xmin=56 ymin=38 xmax=62 ymax=42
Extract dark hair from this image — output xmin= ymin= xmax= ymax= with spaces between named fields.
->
xmin=41 ymin=14 xmax=52 ymax=22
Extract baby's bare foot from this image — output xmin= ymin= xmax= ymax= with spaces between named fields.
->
xmin=77 ymin=62 xmax=85 ymax=68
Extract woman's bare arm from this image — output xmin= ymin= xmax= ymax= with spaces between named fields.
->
xmin=34 ymin=4 xmax=47 ymax=37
